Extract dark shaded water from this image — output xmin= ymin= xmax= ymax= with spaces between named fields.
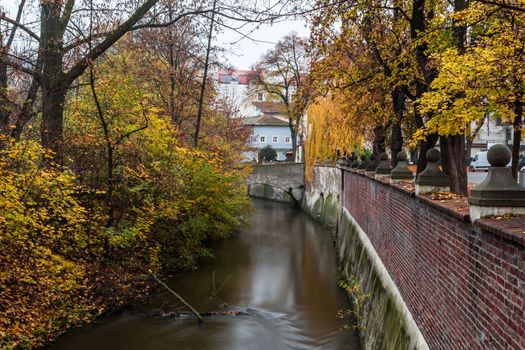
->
xmin=50 ymin=200 xmax=360 ymax=350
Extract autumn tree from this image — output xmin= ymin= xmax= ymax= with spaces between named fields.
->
xmin=1 ymin=0 xmax=310 ymax=159
xmin=418 ymin=1 xmax=525 ymax=180
xmin=0 ymin=0 xmax=40 ymax=143
xmin=251 ymin=32 xmax=310 ymax=161
xmin=307 ymin=0 xmax=479 ymax=194
xmin=308 ymin=1 xmax=409 ymax=168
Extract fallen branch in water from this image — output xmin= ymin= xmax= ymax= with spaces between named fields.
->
xmin=211 ymin=270 xmax=231 ymax=298
xmin=149 ymin=270 xmax=203 ymax=324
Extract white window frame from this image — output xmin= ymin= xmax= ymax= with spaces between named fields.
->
xmin=272 ymin=136 xmax=279 ymax=143
xmin=284 ymin=136 xmax=291 ymax=144
xmin=259 ymin=135 xmax=266 ymax=143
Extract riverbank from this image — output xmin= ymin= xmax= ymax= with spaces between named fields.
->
xmin=0 ymin=142 xmax=250 ymax=350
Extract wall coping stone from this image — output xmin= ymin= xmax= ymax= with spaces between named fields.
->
xmin=341 ymin=167 xmax=525 ymax=248
xmin=475 ymin=216 xmax=525 ymax=246
xmin=252 ymin=162 xmax=304 ymax=168
xmin=418 ymin=194 xmax=470 ymax=222
xmin=314 ymin=163 xmax=339 ymax=169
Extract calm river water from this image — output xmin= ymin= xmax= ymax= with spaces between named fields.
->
xmin=49 ymin=199 xmax=361 ymax=350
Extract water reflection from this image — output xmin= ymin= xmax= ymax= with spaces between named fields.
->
xmin=49 ymin=199 xmax=360 ymax=350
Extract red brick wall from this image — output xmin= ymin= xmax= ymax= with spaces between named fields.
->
xmin=342 ymin=170 xmax=525 ymax=349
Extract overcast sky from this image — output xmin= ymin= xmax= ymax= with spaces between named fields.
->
xmin=216 ymin=19 xmax=310 ymax=70
xmin=2 ymin=0 xmax=310 ymax=70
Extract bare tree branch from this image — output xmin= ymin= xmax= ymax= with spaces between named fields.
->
xmin=0 ymin=12 xmax=41 ymax=42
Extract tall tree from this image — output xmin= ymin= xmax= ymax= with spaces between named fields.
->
xmin=251 ymin=32 xmax=310 ymax=161
xmin=2 ymin=0 xmax=305 ymax=159
xmin=418 ymin=1 xmax=525 ymax=180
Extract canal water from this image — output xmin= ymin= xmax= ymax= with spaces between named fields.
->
xmin=49 ymin=199 xmax=361 ymax=350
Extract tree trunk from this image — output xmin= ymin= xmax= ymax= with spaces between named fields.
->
xmin=411 ymin=0 xmax=440 ymax=175
xmin=0 ymin=60 xmax=10 ymax=141
xmin=391 ymin=123 xmax=403 ymax=167
xmin=414 ymin=98 xmax=439 ymax=174
xmin=416 ymin=133 xmax=439 ymax=174
xmin=167 ymin=8 xmax=178 ymax=126
xmin=41 ymin=1 xmax=66 ymax=159
xmin=194 ymin=0 xmax=217 ymax=147
xmin=438 ymin=0 xmax=468 ymax=195
xmin=442 ymin=135 xmax=467 ymax=195
xmin=41 ymin=83 xmax=67 ymax=158
xmin=89 ymin=67 xmax=115 ymax=227
xmin=290 ymin=125 xmax=297 ymax=162
xmin=390 ymin=86 xmax=405 ymax=167
xmin=411 ymin=0 xmax=436 ymax=87
xmin=373 ymin=125 xmax=387 ymax=167
xmin=169 ymin=46 xmax=177 ymax=125
xmin=512 ymin=98 xmax=523 ymax=180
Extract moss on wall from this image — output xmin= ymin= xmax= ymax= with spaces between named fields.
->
xmin=302 ymin=191 xmax=339 ymax=230
xmin=251 ymin=164 xmax=428 ymax=350
xmin=338 ymin=209 xmax=428 ymax=350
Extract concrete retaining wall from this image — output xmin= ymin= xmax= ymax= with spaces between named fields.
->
xmin=302 ymin=165 xmax=341 ymax=229
xmin=338 ymin=208 xmax=429 ymax=350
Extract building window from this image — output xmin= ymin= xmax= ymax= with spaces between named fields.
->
xmin=272 ymin=136 xmax=279 ymax=143
xmin=257 ymin=93 xmax=263 ymax=101
xmin=259 ymin=136 xmax=266 ymax=143
xmin=284 ymin=136 xmax=291 ymax=144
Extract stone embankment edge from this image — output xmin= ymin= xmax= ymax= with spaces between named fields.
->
xmin=339 ymin=207 xmax=430 ymax=350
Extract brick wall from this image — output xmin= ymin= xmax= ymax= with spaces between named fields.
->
xmin=342 ymin=170 xmax=524 ymax=349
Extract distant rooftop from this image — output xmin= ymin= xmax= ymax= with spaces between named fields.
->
xmin=243 ymin=115 xmax=289 ymax=126
xmin=218 ymin=69 xmax=256 ymax=85
xmin=252 ymin=101 xmax=287 ymax=115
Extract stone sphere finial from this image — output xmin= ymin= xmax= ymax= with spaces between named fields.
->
xmin=487 ymin=144 xmax=511 ymax=167
xmin=426 ymin=148 xmax=440 ymax=162
xmin=380 ymin=152 xmax=388 ymax=161
xmin=397 ymin=151 xmax=407 ymax=161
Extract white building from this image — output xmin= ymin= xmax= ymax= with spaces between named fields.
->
xmin=469 ymin=116 xmax=514 ymax=157
xmin=216 ymin=68 xmax=303 ymax=162
xmin=217 ymin=68 xmax=263 ymax=117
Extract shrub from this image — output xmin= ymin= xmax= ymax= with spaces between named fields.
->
xmin=258 ymin=145 xmax=277 ymax=163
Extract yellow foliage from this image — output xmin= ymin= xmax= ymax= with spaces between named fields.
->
xmin=305 ymin=95 xmax=364 ymax=182
xmin=1 ymin=46 xmax=251 ymax=349
xmin=413 ymin=2 xmax=525 ymax=144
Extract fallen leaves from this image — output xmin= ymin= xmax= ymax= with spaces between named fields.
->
xmin=491 ymin=213 xmax=518 ymax=221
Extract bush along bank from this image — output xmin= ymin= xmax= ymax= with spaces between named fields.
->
xmin=0 ymin=139 xmax=250 ymax=349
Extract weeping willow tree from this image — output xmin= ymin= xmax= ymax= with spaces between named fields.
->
xmin=305 ymin=94 xmax=364 ymax=182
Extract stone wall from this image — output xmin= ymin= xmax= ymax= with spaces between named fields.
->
xmin=302 ymin=165 xmax=341 ymax=229
xmin=341 ymin=170 xmax=524 ymax=349
xmin=247 ymin=163 xmax=305 ymax=204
